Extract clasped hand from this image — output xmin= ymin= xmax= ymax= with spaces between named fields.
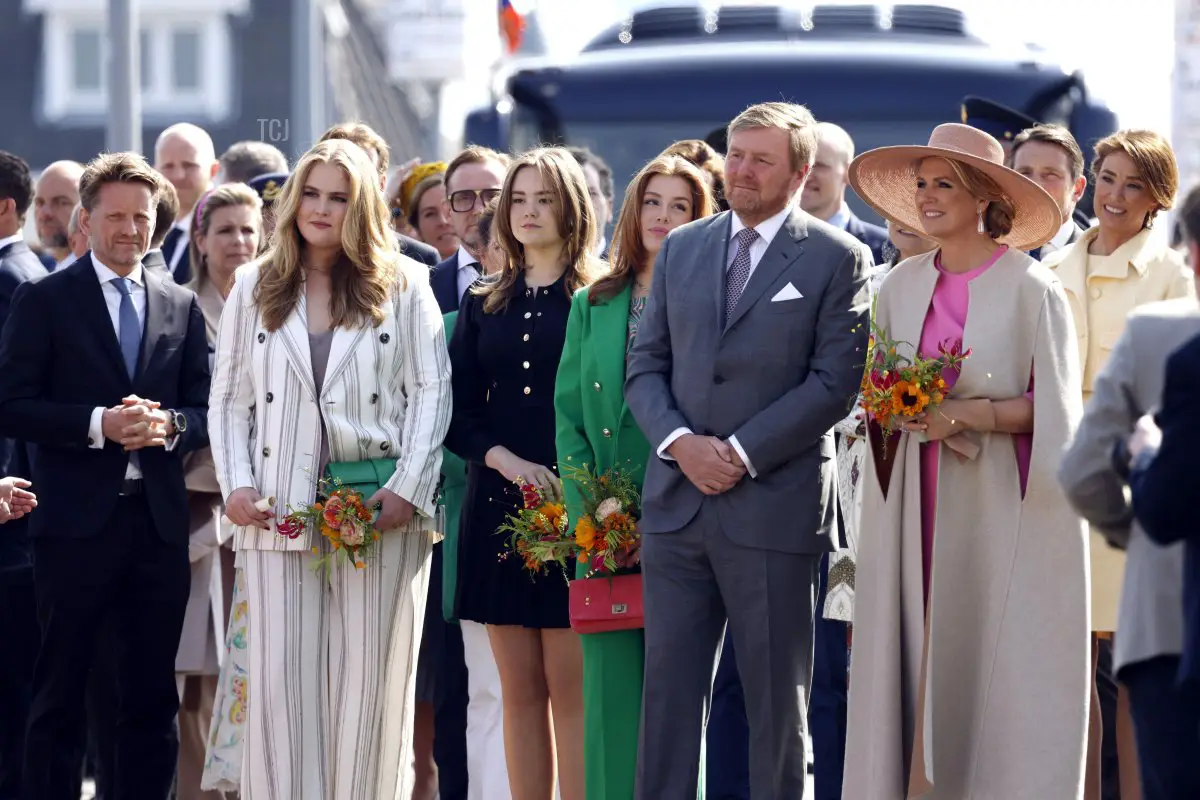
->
xmin=669 ymin=434 xmax=746 ymax=496
xmin=102 ymin=395 xmax=173 ymax=451
xmin=0 ymin=476 xmax=37 ymax=524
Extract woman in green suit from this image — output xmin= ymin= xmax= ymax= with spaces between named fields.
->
xmin=555 ymin=154 xmax=715 ymax=799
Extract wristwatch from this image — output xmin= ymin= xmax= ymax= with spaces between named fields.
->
xmin=167 ymin=409 xmax=187 ymax=437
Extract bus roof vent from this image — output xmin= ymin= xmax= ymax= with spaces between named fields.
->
xmin=582 ymin=2 xmax=972 ymax=51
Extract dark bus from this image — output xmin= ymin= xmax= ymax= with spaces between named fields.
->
xmin=464 ymin=2 xmax=1117 ymax=225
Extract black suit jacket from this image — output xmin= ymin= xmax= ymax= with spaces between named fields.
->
xmin=1130 ymin=332 xmax=1200 ymax=687
xmin=0 ymin=240 xmax=47 ymax=570
xmin=844 ymin=212 xmax=888 ymax=266
xmin=430 ymin=254 xmax=460 ymax=314
xmin=0 ymin=255 xmax=210 ymax=545
xmin=396 ymin=232 xmax=438 ymax=267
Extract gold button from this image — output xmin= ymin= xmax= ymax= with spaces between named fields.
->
xmin=524 ymin=312 xmax=532 ymax=319
xmin=1091 ymin=287 xmax=1102 ymax=300
xmin=602 ymin=428 xmax=612 ymax=437
xmin=523 ymin=387 xmax=531 ymax=395
xmin=522 ymin=334 xmax=530 ymax=341
xmin=523 ymin=361 xmax=530 ymax=369
xmin=593 ymin=382 xmax=601 ymax=391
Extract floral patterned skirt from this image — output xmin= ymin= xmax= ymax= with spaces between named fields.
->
xmin=201 ymin=563 xmax=249 ymax=793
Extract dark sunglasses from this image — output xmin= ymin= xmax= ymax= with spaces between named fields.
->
xmin=449 ymin=188 xmax=502 ymax=213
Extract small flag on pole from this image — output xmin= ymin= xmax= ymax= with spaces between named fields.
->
xmin=500 ymin=0 xmax=526 ymax=54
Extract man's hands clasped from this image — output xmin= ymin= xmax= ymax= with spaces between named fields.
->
xmin=102 ymin=395 xmax=175 ymax=451
xmin=668 ymin=434 xmax=747 ymax=496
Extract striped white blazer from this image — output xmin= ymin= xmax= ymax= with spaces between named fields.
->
xmin=208 ymin=257 xmax=452 ymax=551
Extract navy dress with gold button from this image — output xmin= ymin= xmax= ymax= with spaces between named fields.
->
xmin=445 ymin=272 xmax=572 ymax=628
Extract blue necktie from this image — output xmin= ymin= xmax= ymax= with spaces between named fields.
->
xmin=111 ymin=278 xmax=141 ymax=379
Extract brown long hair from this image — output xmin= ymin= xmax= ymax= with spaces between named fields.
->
xmin=478 ymin=147 xmax=601 ymax=313
xmin=253 ymin=139 xmax=400 ymax=332
xmin=589 ymin=155 xmax=714 ymax=304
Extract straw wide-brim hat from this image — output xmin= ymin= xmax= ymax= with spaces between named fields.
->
xmin=848 ymin=123 xmax=1063 ymax=252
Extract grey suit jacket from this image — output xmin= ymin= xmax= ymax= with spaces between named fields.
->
xmin=1058 ymin=296 xmax=1198 ymax=673
xmin=625 ymin=208 xmax=871 ymax=553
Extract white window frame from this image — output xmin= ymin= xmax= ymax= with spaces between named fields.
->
xmin=26 ymin=0 xmax=248 ymax=123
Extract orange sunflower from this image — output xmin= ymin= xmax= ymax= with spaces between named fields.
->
xmin=890 ymin=379 xmax=930 ymax=416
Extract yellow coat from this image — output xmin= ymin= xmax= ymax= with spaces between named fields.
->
xmin=1042 ymin=226 xmax=1193 ymax=631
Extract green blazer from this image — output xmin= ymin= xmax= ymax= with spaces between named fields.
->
xmin=440 ymin=311 xmax=468 ymax=621
xmin=554 ymin=282 xmax=651 ymax=560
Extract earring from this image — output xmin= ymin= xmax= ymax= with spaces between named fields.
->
xmin=977 ymin=209 xmax=986 ymax=235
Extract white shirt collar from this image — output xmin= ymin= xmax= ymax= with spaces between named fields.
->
xmin=0 ymin=232 xmax=24 ymax=252
xmin=1048 ymin=218 xmax=1076 ymax=251
xmin=175 ymin=214 xmax=193 ymax=234
xmin=730 ymin=204 xmax=793 ymax=248
xmin=58 ymin=253 xmax=78 ymax=269
xmin=456 ymin=245 xmax=480 ymax=272
xmin=92 ymin=254 xmax=145 ymax=287
xmin=826 ymin=204 xmax=852 ymax=231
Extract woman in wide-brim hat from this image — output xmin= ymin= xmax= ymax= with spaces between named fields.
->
xmin=842 ymin=123 xmax=1090 ymax=799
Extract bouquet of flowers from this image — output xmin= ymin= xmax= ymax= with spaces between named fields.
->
xmin=277 ymin=476 xmax=382 ymax=572
xmin=860 ymin=318 xmax=971 ymax=453
xmin=498 ymin=481 xmax=572 ymax=576
xmin=562 ymin=462 xmax=641 ymax=577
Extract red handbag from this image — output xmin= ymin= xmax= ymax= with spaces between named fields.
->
xmin=568 ymin=573 xmax=644 ymax=634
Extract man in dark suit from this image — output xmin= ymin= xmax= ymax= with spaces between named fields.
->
xmin=317 ymin=122 xmax=439 ymax=267
xmin=791 ymin=119 xmax=884 ymax=800
xmin=0 ymin=151 xmax=210 ymax=800
xmin=626 ymin=102 xmax=869 ymax=799
xmin=154 ymin=123 xmax=220 ymax=285
xmin=431 ymin=146 xmax=510 ymax=313
xmin=0 ymin=150 xmax=50 ymax=800
xmin=1011 ymin=124 xmax=1089 ymax=260
xmin=33 ymin=161 xmax=85 ymax=270
xmin=141 ymin=179 xmax=180 ymax=279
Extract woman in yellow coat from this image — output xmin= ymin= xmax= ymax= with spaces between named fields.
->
xmin=1041 ymin=129 xmax=1191 ymax=798
xmin=555 ymin=154 xmax=714 ymax=799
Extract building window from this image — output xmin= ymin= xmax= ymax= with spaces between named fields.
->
xmin=71 ymin=27 xmax=102 ymax=92
xmin=171 ymin=28 xmax=202 ymax=92
xmin=31 ymin=0 xmax=248 ymax=123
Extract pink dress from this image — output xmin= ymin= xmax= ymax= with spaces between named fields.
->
xmin=918 ymin=247 xmax=1032 ymax=601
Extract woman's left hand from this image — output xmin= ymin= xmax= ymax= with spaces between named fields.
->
xmin=367 ymin=487 xmax=416 ymax=531
xmin=901 ymin=399 xmax=968 ymax=442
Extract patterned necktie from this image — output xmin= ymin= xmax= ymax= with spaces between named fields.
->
xmin=724 ymin=227 xmax=760 ymax=322
xmin=111 ymin=278 xmax=141 ymax=379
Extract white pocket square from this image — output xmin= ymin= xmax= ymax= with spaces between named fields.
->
xmin=771 ymin=283 xmax=803 ymax=302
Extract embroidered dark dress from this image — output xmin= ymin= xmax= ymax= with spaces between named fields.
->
xmin=445 ymin=272 xmax=572 ymax=628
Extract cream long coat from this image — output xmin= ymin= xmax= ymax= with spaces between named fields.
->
xmin=1041 ymin=226 xmax=1192 ymax=630
xmin=844 ymin=249 xmax=1090 ymax=799
xmin=209 ymin=258 xmax=451 ymax=551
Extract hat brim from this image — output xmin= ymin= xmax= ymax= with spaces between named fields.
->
xmin=848 ymin=145 xmax=1063 ymax=252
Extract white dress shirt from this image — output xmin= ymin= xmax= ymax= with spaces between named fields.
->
xmin=656 ymin=205 xmax=794 ymax=478
xmin=456 ymin=245 xmax=481 ymax=303
xmin=58 ymin=253 xmax=78 ymax=269
xmin=86 ymin=257 xmax=154 ymax=479
xmin=0 ymin=232 xmax=24 ymax=252
xmin=167 ymin=214 xmax=193 ymax=274
xmin=1040 ymin=218 xmax=1078 ymax=257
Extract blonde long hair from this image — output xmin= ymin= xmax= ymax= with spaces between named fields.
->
xmin=253 ymin=139 xmax=401 ymax=332
xmin=590 ymin=155 xmax=714 ymax=304
xmin=188 ymin=183 xmax=262 ymax=295
xmin=478 ymin=147 xmax=601 ymax=314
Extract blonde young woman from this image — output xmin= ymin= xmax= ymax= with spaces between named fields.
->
xmin=173 ymin=184 xmax=262 ymax=799
xmin=208 ymin=138 xmax=452 ymax=798
xmin=1041 ymin=129 xmax=1190 ymax=800
xmin=554 ymin=154 xmax=714 ymax=800
xmin=445 ymin=147 xmax=602 ymax=800
xmin=843 ymin=123 xmax=1089 ymax=798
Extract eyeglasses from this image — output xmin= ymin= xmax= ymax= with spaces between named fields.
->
xmin=449 ymin=188 xmax=502 ymax=213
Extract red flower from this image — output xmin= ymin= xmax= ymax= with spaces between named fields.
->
xmin=277 ymin=516 xmax=304 ymax=539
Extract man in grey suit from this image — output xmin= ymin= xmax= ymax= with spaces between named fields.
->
xmin=625 ymin=102 xmax=871 ymax=799
xmin=1058 ymin=183 xmax=1200 ymax=798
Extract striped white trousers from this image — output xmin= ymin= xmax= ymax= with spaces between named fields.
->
xmin=240 ymin=524 xmax=434 ymax=799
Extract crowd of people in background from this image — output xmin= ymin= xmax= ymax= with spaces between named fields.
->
xmin=0 ymin=94 xmax=1198 ymax=800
